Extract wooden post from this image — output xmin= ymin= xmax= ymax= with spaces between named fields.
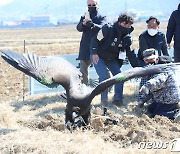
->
xmin=23 ymin=40 xmax=25 ymax=101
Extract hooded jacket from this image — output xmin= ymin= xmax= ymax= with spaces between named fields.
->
xmin=166 ymin=4 xmax=180 ymax=48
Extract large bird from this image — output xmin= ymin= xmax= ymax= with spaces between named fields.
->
xmin=0 ymin=50 xmax=177 ymax=127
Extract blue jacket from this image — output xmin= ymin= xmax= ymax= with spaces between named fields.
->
xmin=90 ymin=22 xmax=138 ymax=67
xmin=138 ymin=30 xmax=169 ymax=61
xmin=77 ymin=12 xmax=106 ymax=61
xmin=166 ymin=4 xmax=180 ymax=48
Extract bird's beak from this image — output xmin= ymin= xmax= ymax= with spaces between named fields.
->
xmin=72 ymin=112 xmax=78 ymax=119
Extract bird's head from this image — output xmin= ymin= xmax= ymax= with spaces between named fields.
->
xmin=65 ymin=106 xmax=87 ymax=130
xmin=71 ymin=106 xmax=81 ymax=119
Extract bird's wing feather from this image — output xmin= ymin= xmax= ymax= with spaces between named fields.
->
xmin=90 ymin=63 xmax=180 ymax=99
xmin=0 ymin=50 xmax=82 ymax=89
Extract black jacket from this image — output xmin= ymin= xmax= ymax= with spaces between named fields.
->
xmin=138 ymin=30 xmax=169 ymax=61
xmin=77 ymin=12 xmax=106 ymax=61
xmin=90 ymin=22 xmax=138 ymax=67
xmin=166 ymin=5 xmax=180 ymax=48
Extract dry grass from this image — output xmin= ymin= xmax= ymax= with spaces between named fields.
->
xmin=0 ymin=22 xmax=179 ymax=154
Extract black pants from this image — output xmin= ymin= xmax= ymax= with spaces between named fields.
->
xmin=148 ymin=102 xmax=179 ymax=120
xmin=174 ymin=47 xmax=180 ymax=62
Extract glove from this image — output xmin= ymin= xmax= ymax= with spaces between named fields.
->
xmin=86 ymin=20 xmax=94 ymax=28
xmin=122 ymin=35 xmax=132 ymax=48
xmin=140 ymin=85 xmax=149 ymax=95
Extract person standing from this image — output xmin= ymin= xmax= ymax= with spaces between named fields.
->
xmin=91 ymin=14 xmax=136 ymax=107
xmin=166 ymin=3 xmax=180 ymax=62
xmin=77 ymin=0 xmax=106 ymax=85
xmin=138 ymin=16 xmax=169 ymax=66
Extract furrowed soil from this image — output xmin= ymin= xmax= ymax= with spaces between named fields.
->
xmin=0 ymin=22 xmax=179 ymax=154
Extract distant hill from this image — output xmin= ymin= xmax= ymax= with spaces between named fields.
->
xmin=0 ymin=0 xmax=179 ymax=23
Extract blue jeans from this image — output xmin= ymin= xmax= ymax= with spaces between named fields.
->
xmin=91 ymin=57 xmax=123 ymax=103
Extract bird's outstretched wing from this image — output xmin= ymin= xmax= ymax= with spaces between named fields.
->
xmin=0 ymin=50 xmax=82 ymax=89
xmin=90 ymin=63 xmax=180 ymax=99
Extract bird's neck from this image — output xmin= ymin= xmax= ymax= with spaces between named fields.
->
xmin=66 ymin=83 xmax=92 ymax=101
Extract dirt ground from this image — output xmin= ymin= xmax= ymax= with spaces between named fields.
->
xmin=0 ymin=22 xmax=179 ymax=154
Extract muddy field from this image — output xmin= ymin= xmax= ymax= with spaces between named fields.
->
xmin=0 ymin=22 xmax=179 ymax=154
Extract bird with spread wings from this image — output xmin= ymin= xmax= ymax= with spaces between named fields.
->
xmin=0 ymin=50 xmax=177 ymax=128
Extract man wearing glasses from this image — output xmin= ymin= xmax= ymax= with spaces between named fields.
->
xmin=77 ymin=0 xmax=106 ymax=85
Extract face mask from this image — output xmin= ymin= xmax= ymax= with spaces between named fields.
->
xmin=118 ymin=25 xmax=131 ymax=36
xmin=88 ymin=7 xmax=97 ymax=14
xmin=147 ymin=28 xmax=158 ymax=36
